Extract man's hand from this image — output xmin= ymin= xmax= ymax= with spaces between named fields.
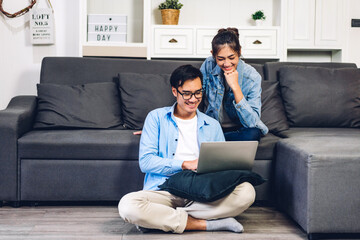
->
xmin=182 ymin=159 xmax=198 ymax=171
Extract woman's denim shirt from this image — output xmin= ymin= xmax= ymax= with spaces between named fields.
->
xmin=200 ymin=56 xmax=268 ymax=135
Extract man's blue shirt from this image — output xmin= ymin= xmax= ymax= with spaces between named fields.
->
xmin=201 ymin=56 xmax=268 ymax=135
xmin=139 ymin=104 xmax=225 ymax=191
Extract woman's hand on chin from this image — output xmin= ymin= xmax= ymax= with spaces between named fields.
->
xmin=224 ymin=70 xmax=240 ymax=91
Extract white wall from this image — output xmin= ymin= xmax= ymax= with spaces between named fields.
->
xmin=0 ymin=0 xmax=79 ymax=110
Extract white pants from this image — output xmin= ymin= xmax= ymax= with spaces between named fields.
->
xmin=118 ymin=182 xmax=256 ymax=233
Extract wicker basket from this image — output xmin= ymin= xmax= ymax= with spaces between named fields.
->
xmin=161 ymin=9 xmax=180 ymax=25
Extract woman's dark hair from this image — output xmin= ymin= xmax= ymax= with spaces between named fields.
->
xmin=211 ymin=27 xmax=241 ymax=57
xmin=170 ymin=64 xmax=203 ymax=89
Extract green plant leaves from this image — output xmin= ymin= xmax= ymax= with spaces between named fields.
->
xmin=252 ymin=10 xmax=266 ymax=20
xmin=158 ymin=0 xmax=183 ymax=10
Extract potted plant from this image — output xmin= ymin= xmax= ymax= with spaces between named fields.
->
xmin=252 ymin=10 xmax=266 ymax=26
xmin=158 ymin=0 xmax=183 ymax=25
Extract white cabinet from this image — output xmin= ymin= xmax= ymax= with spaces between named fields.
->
xmin=287 ymin=0 xmax=343 ymax=49
xmin=152 ymin=26 xmax=280 ymax=59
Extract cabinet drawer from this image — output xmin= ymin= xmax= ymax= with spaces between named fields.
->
xmin=196 ymin=29 xmax=218 ymax=55
xmin=239 ymin=30 xmax=277 ymax=56
xmin=154 ymin=28 xmax=193 ymax=55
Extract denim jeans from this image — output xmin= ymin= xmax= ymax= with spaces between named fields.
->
xmin=224 ymin=127 xmax=262 ymax=141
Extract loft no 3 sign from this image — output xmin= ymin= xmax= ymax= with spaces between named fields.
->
xmin=30 ymin=8 xmax=55 ymax=45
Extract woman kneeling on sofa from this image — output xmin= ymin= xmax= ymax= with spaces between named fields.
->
xmin=118 ymin=65 xmax=255 ymax=233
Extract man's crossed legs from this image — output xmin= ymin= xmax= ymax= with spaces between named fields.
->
xmin=118 ymin=182 xmax=255 ymax=233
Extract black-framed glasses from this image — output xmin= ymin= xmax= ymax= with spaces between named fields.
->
xmin=176 ymin=88 xmax=203 ymax=100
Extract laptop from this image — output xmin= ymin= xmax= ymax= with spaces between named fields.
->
xmin=196 ymin=141 xmax=258 ymax=174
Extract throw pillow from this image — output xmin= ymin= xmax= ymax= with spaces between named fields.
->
xmin=118 ymin=72 xmax=176 ymax=129
xmin=158 ymin=170 xmax=266 ymax=202
xmin=34 ymin=82 xmax=123 ymax=129
xmin=261 ymin=80 xmax=289 ymax=133
xmin=279 ymin=66 xmax=360 ymax=127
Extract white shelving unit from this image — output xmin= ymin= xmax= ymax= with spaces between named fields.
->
xmin=78 ymin=0 xmax=349 ymax=62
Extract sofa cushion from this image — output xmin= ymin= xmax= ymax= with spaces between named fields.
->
xmin=264 ymin=62 xmax=357 ymax=82
xmin=18 ymin=130 xmax=140 ymax=160
xmin=34 ymin=82 xmax=123 ymax=129
xmin=158 ymin=170 xmax=266 ymax=202
xmin=276 ymin=127 xmax=360 ymax=139
xmin=261 ymin=80 xmax=289 ymax=133
xmin=250 ymin=63 xmax=265 ymax=81
xmin=279 ymin=66 xmax=360 ymax=127
xmin=118 ymin=73 xmax=176 ymax=130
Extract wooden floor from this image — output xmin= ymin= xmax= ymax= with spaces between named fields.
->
xmin=0 ymin=203 xmax=309 ymax=240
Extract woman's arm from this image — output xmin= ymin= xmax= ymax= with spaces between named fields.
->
xmin=232 ymin=71 xmax=262 ymax=128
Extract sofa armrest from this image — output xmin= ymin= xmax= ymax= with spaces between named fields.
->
xmin=0 ymin=96 xmax=37 ymax=201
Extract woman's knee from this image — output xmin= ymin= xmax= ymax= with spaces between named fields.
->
xmin=243 ymin=128 xmax=261 ymax=141
xmin=224 ymin=128 xmax=261 ymax=141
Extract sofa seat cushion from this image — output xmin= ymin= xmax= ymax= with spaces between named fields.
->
xmin=278 ymin=136 xmax=360 ymax=157
xmin=255 ymin=133 xmax=281 ymax=160
xmin=277 ymin=127 xmax=360 ymax=139
xmin=18 ymin=130 xmax=140 ymax=160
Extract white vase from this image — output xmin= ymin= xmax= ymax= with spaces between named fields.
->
xmin=255 ymin=20 xmax=263 ymax=26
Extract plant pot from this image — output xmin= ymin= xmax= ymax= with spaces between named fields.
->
xmin=255 ymin=20 xmax=263 ymax=26
xmin=161 ymin=9 xmax=180 ymax=25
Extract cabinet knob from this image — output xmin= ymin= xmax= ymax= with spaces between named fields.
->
xmin=253 ymin=40 xmax=262 ymax=44
xmin=169 ymin=38 xmax=178 ymax=43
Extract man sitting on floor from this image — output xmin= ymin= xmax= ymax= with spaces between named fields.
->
xmin=118 ymin=65 xmax=255 ymax=233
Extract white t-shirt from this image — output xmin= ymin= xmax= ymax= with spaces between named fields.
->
xmin=174 ymin=115 xmax=199 ymax=161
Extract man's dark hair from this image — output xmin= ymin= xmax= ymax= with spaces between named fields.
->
xmin=170 ymin=65 xmax=203 ymax=89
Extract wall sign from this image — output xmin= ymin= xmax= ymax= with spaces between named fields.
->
xmin=30 ymin=6 xmax=55 ymax=44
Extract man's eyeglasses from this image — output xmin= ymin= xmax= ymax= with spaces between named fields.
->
xmin=176 ymin=88 xmax=203 ymax=100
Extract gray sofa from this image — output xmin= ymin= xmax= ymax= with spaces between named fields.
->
xmin=0 ymin=57 xmax=359 ymax=239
